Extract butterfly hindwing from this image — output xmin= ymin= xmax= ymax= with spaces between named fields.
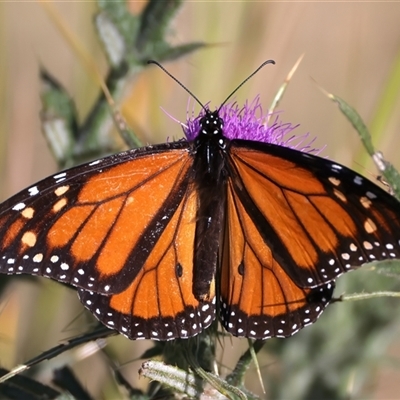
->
xmin=220 ymin=179 xmax=334 ymax=339
xmin=79 ymin=188 xmax=216 ymax=340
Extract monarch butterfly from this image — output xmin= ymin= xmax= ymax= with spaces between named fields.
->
xmin=0 ymin=61 xmax=399 ymax=342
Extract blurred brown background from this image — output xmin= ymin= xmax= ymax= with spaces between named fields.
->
xmin=0 ymin=2 xmax=399 ymax=399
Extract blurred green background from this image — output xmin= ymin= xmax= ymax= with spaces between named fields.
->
xmin=0 ymin=1 xmax=400 ymax=399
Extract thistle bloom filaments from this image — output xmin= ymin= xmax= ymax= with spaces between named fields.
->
xmin=183 ymin=96 xmax=324 ymax=155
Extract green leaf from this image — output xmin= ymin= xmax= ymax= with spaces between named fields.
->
xmin=365 ymin=259 xmax=400 ymax=278
xmin=329 ymin=93 xmax=400 ymax=199
xmin=135 ymin=0 xmax=183 ymax=54
xmin=154 ymin=42 xmax=209 ymax=63
xmin=139 ymin=360 xmax=205 ymax=399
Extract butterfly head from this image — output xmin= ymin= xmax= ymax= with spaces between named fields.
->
xmin=198 ymin=110 xmax=225 ymax=145
xmin=199 ymin=110 xmax=224 ymax=138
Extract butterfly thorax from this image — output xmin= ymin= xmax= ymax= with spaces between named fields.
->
xmin=193 ymin=110 xmax=228 ymax=178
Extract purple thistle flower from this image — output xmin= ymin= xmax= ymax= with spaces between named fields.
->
xmin=182 ymin=96 xmax=324 ymax=155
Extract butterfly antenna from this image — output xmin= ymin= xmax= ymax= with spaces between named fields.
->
xmin=218 ymin=59 xmax=275 ymax=113
xmin=147 ymin=60 xmax=207 ymax=111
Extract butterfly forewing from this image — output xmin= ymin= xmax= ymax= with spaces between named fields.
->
xmin=0 ymin=142 xmax=192 ymax=294
xmin=227 ymin=141 xmax=400 ymax=288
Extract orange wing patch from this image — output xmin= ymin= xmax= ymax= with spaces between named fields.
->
xmin=77 ymin=151 xmax=186 ymax=202
xmin=233 ymin=150 xmax=325 ymax=193
xmin=220 ymin=185 xmax=333 ymax=339
xmin=79 ymin=189 xmax=217 ymax=340
xmin=2 ymin=218 xmax=25 ymax=250
xmin=230 ymin=150 xmax=321 ymax=271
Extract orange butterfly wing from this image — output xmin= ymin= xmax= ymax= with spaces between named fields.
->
xmin=219 ymin=141 xmax=400 ymax=339
xmin=0 ymin=142 xmax=216 ymax=340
